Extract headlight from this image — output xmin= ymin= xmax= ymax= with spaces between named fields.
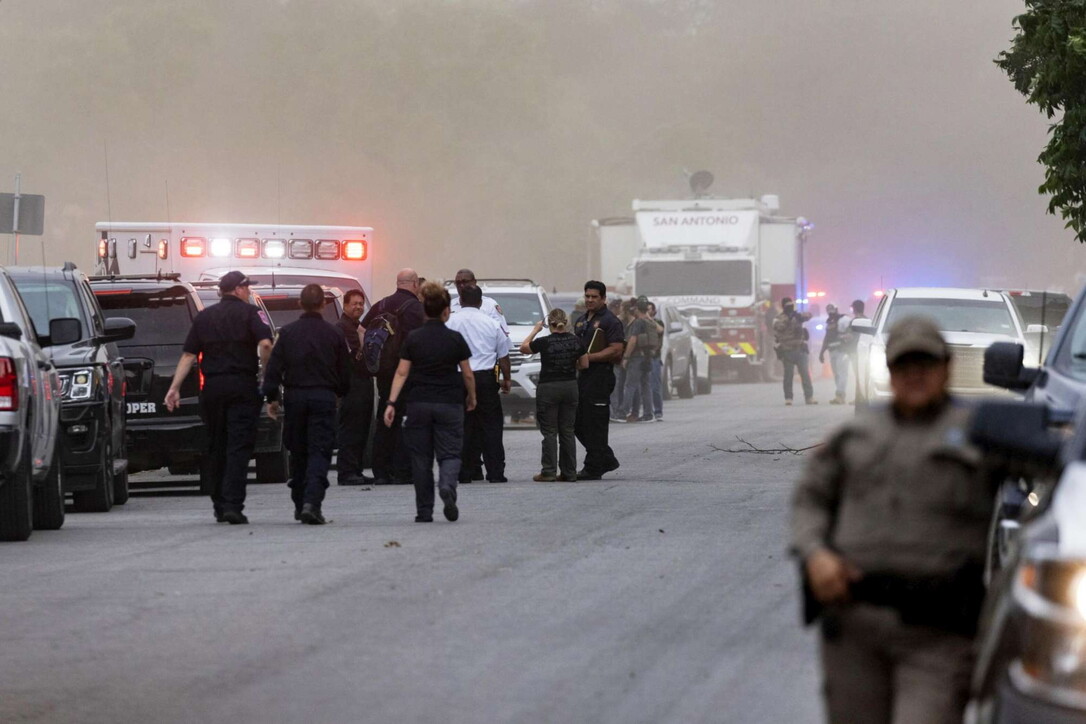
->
xmin=60 ymin=368 xmax=97 ymax=401
xmin=1011 ymin=555 xmax=1086 ymax=703
xmin=868 ymin=345 xmax=889 ymax=384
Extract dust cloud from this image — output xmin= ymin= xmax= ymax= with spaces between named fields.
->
xmin=0 ymin=0 xmax=1075 ymax=300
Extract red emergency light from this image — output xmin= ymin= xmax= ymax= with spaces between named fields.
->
xmin=343 ymin=240 xmax=367 ymax=260
xmin=236 ymin=239 xmax=260 ymax=258
xmin=874 ymin=290 xmax=885 ymax=298
xmin=180 ymin=237 xmax=206 ymax=257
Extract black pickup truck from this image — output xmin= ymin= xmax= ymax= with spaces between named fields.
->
xmin=9 ymin=264 xmax=134 ymax=512
xmin=91 ymin=275 xmax=289 ymax=485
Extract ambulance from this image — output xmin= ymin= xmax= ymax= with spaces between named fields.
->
xmin=94 ymin=222 xmax=374 ymax=301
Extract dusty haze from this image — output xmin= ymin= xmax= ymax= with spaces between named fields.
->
xmin=0 ymin=0 xmax=1078 ymax=301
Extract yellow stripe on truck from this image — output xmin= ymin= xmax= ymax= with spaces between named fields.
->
xmin=739 ymin=343 xmax=757 ymax=356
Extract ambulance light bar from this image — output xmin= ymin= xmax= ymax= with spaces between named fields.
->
xmin=210 ymin=238 xmax=232 ymax=258
xmin=236 ymin=239 xmax=259 ymax=258
xmin=263 ymin=240 xmax=286 ymax=259
xmin=289 ymin=240 xmax=314 ymax=260
xmin=181 ymin=237 xmax=206 ymax=257
xmin=343 ymin=240 xmax=367 ymax=260
xmin=315 ymin=240 xmax=339 ymax=260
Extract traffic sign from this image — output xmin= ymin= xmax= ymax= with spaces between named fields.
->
xmin=0 ymin=193 xmax=45 ymax=235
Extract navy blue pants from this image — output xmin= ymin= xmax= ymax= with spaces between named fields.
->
xmin=284 ymin=388 xmax=338 ymax=509
xmin=402 ymin=401 xmax=464 ymax=517
xmin=201 ymin=375 xmax=262 ymax=514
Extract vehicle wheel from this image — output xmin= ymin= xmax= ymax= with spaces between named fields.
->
xmin=662 ymin=359 xmax=674 ymax=401
xmin=113 ymin=453 xmax=129 ymax=506
xmin=255 ymin=449 xmax=290 ymax=485
xmin=33 ymin=443 xmax=65 ymax=531
xmin=697 ymin=371 xmax=712 ymax=395
xmin=677 ymin=362 xmax=695 ymax=399
xmin=73 ymin=444 xmax=114 ymax=513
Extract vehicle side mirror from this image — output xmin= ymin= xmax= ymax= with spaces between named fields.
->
xmin=983 ymin=342 xmax=1036 ymax=391
xmin=102 ymin=317 xmax=136 ymax=342
xmin=669 ymin=322 xmax=683 ymax=334
xmin=969 ymin=400 xmax=1063 ymax=470
xmin=47 ymin=317 xmax=82 ymax=346
xmin=0 ymin=322 xmax=22 ymax=341
xmin=851 ymin=319 xmax=876 ymax=336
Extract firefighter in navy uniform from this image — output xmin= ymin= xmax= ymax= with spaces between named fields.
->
xmin=165 ymin=271 xmax=273 ymax=525
xmin=791 ymin=317 xmax=995 ymax=724
xmin=263 ymin=285 xmax=351 ymax=525
xmin=573 ymin=281 xmax=625 ymax=480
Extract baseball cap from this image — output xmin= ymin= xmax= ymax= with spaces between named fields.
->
xmin=219 ymin=271 xmax=251 ymax=292
xmin=636 ymin=295 xmax=650 ymax=311
xmin=885 ymin=317 xmax=950 ymax=366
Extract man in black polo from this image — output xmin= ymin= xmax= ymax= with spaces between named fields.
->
xmin=336 ymin=288 xmax=374 ymax=485
xmin=573 ymin=280 xmax=625 ymax=480
xmin=263 ymin=285 xmax=350 ymax=525
xmin=165 ymin=271 xmax=273 ymax=524
xmin=360 ymin=268 xmax=425 ymax=485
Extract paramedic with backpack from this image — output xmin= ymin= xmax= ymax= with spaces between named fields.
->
xmin=613 ymin=297 xmax=658 ymax=423
xmin=361 ymin=269 xmax=425 ymax=486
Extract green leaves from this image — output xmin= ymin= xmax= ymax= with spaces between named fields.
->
xmin=998 ymin=1 xmax=1086 ymax=242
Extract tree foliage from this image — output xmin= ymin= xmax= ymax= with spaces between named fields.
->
xmin=997 ymin=1 xmax=1086 ymax=242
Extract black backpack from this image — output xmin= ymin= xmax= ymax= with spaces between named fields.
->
xmin=361 ymin=297 xmax=415 ymax=375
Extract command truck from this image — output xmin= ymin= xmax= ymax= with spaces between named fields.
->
xmin=596 ymin=195 xmax=807 ymax=381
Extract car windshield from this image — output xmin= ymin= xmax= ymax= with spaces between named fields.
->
xmin=95 ymin=287 xmax=196 ymax=346
xmin=261 ymin=295 xmax=339 ymax=327
xmin=884 ymin=298 xmax=1016 ymax=335
xmin=634 ymin=260 xmax=753 ymax=297
xmin=13 ymin=279 xmax=87 ymax=337
xmin=1008 ymin=292 xmax=1072 ymax=329
xmin=488 ymin=293 xmax=546 ymax=327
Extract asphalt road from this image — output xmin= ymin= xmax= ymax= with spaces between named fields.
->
xmin=0 ymin=378 xmax=851 ymax=724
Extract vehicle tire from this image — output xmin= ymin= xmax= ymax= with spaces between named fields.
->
xmin=255 ymin=449 xmax=290 ymax=485
xmin=113 ymin=451 xmax=129 ymax=506
xmin=33 ymin=443 xmax=65 ymax=531
xmin=0 ymin=436 xmax=34 ymax=541
xmin=73 ymin=443 xmax=114 ymax=513
xmin=662 ymin=359 xmax=674 ymax=401
xmin=696 ymin=371 xmax=712 ymax=395
xmin=677 ymin=362 xmax=695 ymax=399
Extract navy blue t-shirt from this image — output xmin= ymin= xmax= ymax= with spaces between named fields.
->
xmin=400 ymin=320 xmax=472 ymax=405
xmin=530 ymin=333 xmax=586 ymax=384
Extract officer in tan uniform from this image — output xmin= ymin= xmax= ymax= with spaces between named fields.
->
xmin=791 ymin=317 xmax=994 ymax=724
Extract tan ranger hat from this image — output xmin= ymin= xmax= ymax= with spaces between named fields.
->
xmin=885 ymin=317 xmax=950 ymax=366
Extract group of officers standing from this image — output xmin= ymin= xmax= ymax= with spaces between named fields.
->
xmin=167 ymin=268 xmax=635 ymax=525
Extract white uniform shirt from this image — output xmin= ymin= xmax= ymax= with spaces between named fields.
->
xmin=446 ymin=307 xmax=509 ymax=372
xmin=451 ymin=295 xmax=508 ymax=335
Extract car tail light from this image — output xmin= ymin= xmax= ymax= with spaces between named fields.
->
xmin=289 ymin=239 xmax=314 ymax=260
xmin=181 ymin=237 xmax=206 ymax=257
xmin=157 ymin=239 xmax=169 ymax=260
xmin=315 ymin=240 xmax=340 ymax=260
xmin=209 ymin=237 xmax=232 ymax=258
xmin=0 ymin=358 xmax=18 ymax=411
xmin=97 ymin=239 xmax=108 ymax=259
xmin=343 ymin=240 xmax=367 ymax=260
xmin=236 ymin=239 xmax=259 ymax=258
xmin=263 ymin=240 xmax=286 ymax=259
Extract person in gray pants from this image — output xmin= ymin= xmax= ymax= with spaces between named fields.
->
xmin=521 ymin=309 xmax=588 ymax=482
xmin=384 ymin=282 xmax=476 ymax=522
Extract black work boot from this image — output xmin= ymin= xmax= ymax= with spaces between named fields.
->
xmin=299 ymin=503 xmax=326 ymax=525
xmin=221 ymin=511 xmax=249 ymax=525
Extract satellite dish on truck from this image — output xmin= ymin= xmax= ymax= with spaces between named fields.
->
xmin=689 ymin=170 xmax=714 ymax=197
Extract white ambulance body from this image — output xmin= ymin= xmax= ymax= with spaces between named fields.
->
xmin=94 ymin=222 xmax=373 ymax=299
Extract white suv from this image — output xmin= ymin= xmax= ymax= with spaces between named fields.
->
xmin=853 ymin=288 xmax=1027 ymax=404
xmin=449 ymin=279 xmax=551 ymax=421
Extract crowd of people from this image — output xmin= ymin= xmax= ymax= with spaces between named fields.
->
xmin=169 ymin=270 xmax=649 ymax=525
